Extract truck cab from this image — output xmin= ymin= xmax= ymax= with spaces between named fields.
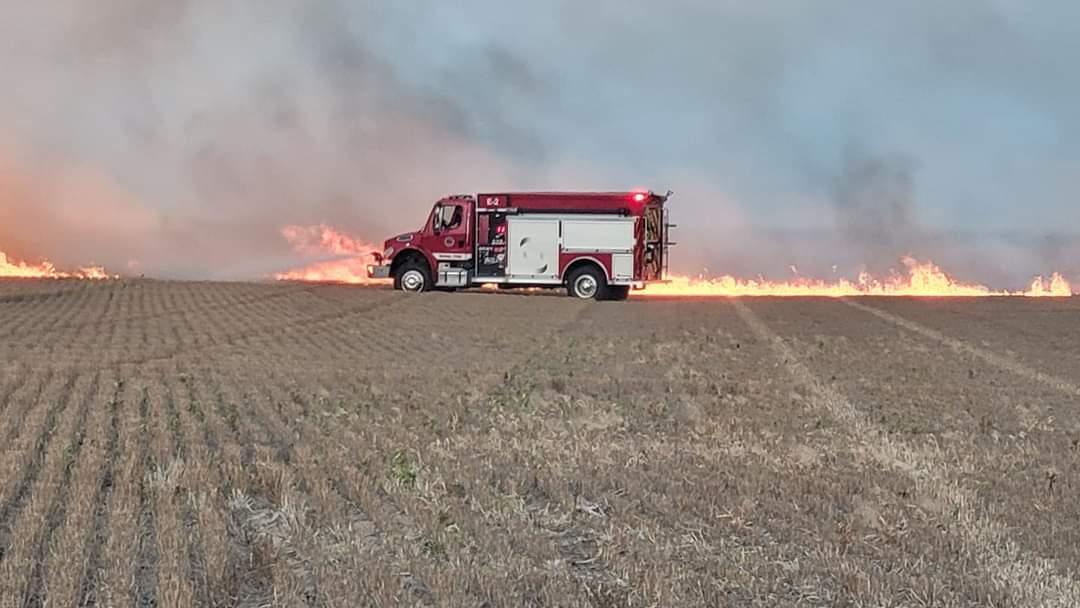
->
xmin=367 ymin=191 xmax=672 ymax=299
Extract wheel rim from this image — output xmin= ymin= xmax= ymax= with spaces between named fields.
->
xmin=401 ymin=269 xmax=426 ymax=292
xmin=573 ymin=274 xmax=598 ymax=298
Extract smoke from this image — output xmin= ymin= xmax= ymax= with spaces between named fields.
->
xmin=1 ymin=1 xmax=1078 ymax=285
xmin=0 ymin=149 xmax=158 ymax=269
xmin=0 ymin=2 xmax=532 ymax=279
xmin=832 ymin=153 xmax=923 ymax=269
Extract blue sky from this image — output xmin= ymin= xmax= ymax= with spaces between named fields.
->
xmin=1 ymin=1 xmax=1077 ymax=281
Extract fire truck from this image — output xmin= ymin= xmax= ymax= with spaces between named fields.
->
xmin=366 ymin=191 xmax=674 ymax=299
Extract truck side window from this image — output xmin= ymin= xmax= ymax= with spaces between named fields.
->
xmin=437 ymin=204 xmax=462 ymax=231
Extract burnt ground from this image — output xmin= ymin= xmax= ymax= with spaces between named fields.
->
xmin=0 ymin=278 xmax=1077 ymax=607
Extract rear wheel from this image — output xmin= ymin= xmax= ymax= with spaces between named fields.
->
xmin=567 ymin=266 xmax=606 ymax=300
xmin=395 ymin=261 xmax=431 ymax=293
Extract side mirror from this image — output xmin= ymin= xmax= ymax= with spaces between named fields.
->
xmin=432 ymin=204 xmax=443 ymax=234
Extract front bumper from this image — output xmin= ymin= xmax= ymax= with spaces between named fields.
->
xmin=366 ymin=264 xmax=391 ymax=279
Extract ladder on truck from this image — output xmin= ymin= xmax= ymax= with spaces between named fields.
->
xmin=662 ymin=205 xmax=677 ymax=279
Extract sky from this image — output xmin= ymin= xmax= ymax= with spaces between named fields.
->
xmin=1 ymin=1 xmax=1077 ymax=284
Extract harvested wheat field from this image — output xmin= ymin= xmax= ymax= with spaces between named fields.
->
xmin=0 ymin=278 xmax=1078 ymax=607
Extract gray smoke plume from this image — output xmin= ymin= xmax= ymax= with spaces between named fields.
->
xmin=833 ymin=153 xmax=923 ymax=269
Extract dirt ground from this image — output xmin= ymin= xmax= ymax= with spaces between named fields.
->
xmin=0 ymin=279 xmax=1077 ymax=607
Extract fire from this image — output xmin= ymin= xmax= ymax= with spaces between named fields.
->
xmin=1024 ymin=272 xmax=1073 ymax=297
xmin=273 ymin=224 xmax=1073 ymax=297
xmin=274 ymin=225 xmax=388 ymax=284
xmin=0 ymin=249 xmax=112 ymax=280
xmin=638 ymin=257 xmax=1074 ymax=297
xmin=279 ymin=224 xmax=375 ymax=257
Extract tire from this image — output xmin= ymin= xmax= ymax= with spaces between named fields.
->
xmin=605 ymin=285 xmax=630 ymax=301
xmin=567 ymin=265 xmax=606 ymax=300
xmin=395 ymin=261 xmax=431 ymax=293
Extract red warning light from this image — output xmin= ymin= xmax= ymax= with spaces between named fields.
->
xmin=633 ymin=193 xmax=647 ymax=202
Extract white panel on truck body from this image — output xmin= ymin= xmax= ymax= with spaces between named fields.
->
xmin=507 ymin=217 xmax=560 ymax=280
xmin=561 ymin=216 xmax=636 ymax=252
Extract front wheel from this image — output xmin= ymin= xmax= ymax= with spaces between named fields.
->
xmin=395 ymin=262 xmax=432 ymax=293
xmin=567 ymin=266 xmax=606 ymax=300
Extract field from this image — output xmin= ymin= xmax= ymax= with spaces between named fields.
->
xmin=0 ymin=279 xmax=1078 ymax=607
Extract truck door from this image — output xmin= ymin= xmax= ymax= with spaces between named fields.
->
xmin=422 ymin=200 xmax=474 ymax=285
xmin=424 ymin=201 xmax=472 ymax=258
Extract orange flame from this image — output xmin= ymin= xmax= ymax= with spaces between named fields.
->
xmin=279 ymin=224 xmax=376 ymax=257
xmin=273 ymin=225 xmax=1074 ymax=297
xmin=0 ymin=249 xmax=112 ymax=280
xmin=274 ymin=225 xmax=388 ymax=284
xmin=638 ymin=257 xmax=1073 ymax=297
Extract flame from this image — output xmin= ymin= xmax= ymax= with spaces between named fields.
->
xmin=1023 ymin=272 xmax=1073 ymax=297
xmin=274 ymin=224 xmax=388 ymax=284
xmin=275 ymin=258 xmax=379 ymax=284
xmin=279 ymin=224 xmax=376 ymax=257
xmin=0 ymin=249 xmax=112 ymax=279
xmin=638 ymin=257 xmax=1074 ymax=297
xmin=273 ymin=225 xmax=1073 ymax=297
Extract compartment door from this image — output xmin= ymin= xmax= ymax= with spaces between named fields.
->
xmin=506 ymin=218 xmax=560 ymax=281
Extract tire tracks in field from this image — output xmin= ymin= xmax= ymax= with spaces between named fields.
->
xmin=22 ymin=372 xmax=100 ymax=607
xmin=732 ymin=299 xmax=1080 ymax=607
xmin=844 ymin=299 xmax=1080 ymax=399
xmin=77 ymin=376 xmax=124 ymax=608
xmin=0 ymin=372 xmax=78 ymax=561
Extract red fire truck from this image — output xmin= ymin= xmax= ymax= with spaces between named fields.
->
xmin=366 ymin=191 xmax=674 ymax=299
